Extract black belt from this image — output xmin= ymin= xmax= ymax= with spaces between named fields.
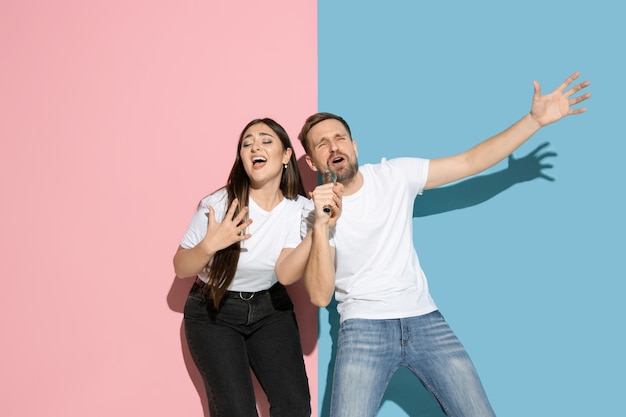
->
xmin=195 ymin=277 xmax=270 ymax=301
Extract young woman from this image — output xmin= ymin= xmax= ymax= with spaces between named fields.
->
xmin=173 ymin=118 xmax=316 ymax=417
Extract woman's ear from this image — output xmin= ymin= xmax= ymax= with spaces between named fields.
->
xmin=283 ymin=147 xmax=293 ymax=165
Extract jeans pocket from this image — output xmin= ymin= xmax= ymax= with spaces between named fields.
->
xmin=184 ymin=284 xmax=217 ymax=320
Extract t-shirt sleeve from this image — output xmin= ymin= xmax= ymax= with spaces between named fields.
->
xmin=300 ymin=196 xmax=314 ymax=240
xmin=180 ymin=205 xmax=209 ymax=249
xmin=387 ymin=157 xmax=430 ymax=196
xmin=180 ymin=191 xmax=227 ymax=249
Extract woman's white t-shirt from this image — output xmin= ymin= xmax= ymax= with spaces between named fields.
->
xmin=180 ymin=188 xmax=312 ymax=292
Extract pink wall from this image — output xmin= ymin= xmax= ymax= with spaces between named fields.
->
xmin=0 ymin=1 xmax=318 ymax=416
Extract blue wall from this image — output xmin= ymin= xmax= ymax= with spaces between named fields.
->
xmin=317 ymin=1 xmax=625 ymax=416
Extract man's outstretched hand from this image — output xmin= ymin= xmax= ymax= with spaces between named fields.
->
xmin=530 ymin=71 xmax=591 ymax=127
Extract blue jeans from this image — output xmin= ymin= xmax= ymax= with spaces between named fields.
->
xmin=330 ymin=311 xmax=496 ymax=417
xmin=184 ymin=281 xmax=311 ymax=417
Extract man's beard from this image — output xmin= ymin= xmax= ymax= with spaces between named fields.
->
xmin=335 ymin=158 xmax=358 ymax=184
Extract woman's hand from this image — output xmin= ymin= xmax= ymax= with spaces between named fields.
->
xmin=201 ymin=198 xmax=252 ymax=253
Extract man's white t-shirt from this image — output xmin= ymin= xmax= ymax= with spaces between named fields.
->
xmin=333 ymin=157 xmax=438 ymax=322
xmin=180 ymin=188 xmax=312 ymax=292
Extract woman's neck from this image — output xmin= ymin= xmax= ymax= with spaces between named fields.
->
xmin=248 ymin=187 xmax=284 ymax=211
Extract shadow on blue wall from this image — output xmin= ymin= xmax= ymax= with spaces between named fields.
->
xmin=319 ymin=143 xmax=555 ymax=417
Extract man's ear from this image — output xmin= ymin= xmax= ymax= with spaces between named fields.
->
xmin=305 ymin=155 xmax=319 ymax=172
xmin=353 ymin=140 xmax=358 ymax=157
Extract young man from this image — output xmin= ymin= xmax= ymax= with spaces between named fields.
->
xmin=299 ymin=72 xmax=590 ymax=417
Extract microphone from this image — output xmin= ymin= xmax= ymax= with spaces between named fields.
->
xmin=322 ymin=170 xmax=337 ymax=214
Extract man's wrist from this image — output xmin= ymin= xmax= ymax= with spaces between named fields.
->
xmin=526 ymin=112 xmax=543 ymax=131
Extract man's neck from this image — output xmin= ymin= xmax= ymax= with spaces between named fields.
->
xmin=341 ymin=171 xmax=364 ymax=196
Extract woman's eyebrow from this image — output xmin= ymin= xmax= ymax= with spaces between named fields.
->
xmin=243 ymin=132 xmax=274 ymax=140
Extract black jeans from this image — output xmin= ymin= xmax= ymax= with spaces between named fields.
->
xmin=184 ymin=281 xmax=311 ymax=417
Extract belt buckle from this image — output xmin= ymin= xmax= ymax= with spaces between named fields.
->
xmin=239 ymin=292 xmax=254 ymax=301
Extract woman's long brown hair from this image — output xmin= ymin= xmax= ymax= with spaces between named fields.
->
xmin=201 ymin=118 xmax=306 ymax=307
